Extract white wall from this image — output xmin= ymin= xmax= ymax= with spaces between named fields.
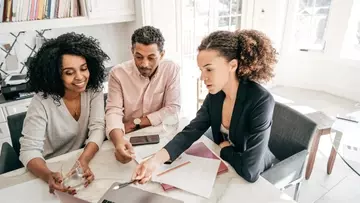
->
xmin=140 ymin=0 xmax=194 ymax=117
xmin=247 ymin=0 xmax=288 ymax=89
xmin=275 ymin=54 xmax=360 ymax=102
xmin=251 ymin=0 xmax=288 ymax=51
xmin=0 ymin=22 xmax=136 ymax=75
xmin=253 ymin=0 xmax=360 ymax=103
xmin=52 ymin=22 xmax=136 ymax=67
xmin=273 ymin=0 xmax=360 ymax=102
xmin=140 ymin=0 xmax=181 ymax=64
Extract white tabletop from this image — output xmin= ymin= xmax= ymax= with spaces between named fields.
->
xmin=0 ymin=119 xmax=295 ymax=203
xmin=331 ymin=111 xmax=360 ymax=173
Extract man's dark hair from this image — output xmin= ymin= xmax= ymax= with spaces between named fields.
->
xmin=27 ymin=32 xmax=110 ymax=103
xmin=131 ymin=26 xmax=165 ymax=52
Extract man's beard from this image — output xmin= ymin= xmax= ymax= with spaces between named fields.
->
xmin=139 ymin=67 xmax=152 ymax=76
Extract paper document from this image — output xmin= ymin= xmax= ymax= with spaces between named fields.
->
xmin=0 ymin=179 xmax=60 ymax=203
xmin=152 ymin=153 xmax=220 ymax=198
xmin=134 ymin=137 xmax=170 ymax=163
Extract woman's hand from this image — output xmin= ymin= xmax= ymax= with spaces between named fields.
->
xmin=79 ymin=160 xmax=95 ymax=188
xmin=132 ymin=149 xmax=171 ymax=184
xmin=47 ymin=172 xmax=76 ymax=195
xmin=131 ymin=157 xmax=162 ymax=184
xmin=219 ymin=141 xmax=231 ymax=148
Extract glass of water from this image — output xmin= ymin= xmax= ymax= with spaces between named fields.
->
xmin=61 ymin=160 xmax=86 ymax=190
xmin=163 ymin=112 xmax=179 ymax=134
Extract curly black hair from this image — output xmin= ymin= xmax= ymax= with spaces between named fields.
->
xmin=131 ymin=26 xmax=165 ymax=52
xmin=27 ymin=32 xmax=110 ymax=103
xmin=198 ymin=29 xmax=277 ymax=83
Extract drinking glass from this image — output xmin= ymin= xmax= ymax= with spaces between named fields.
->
xmin=61 ymin=160 xmax=86 ymax=190
xmin=162 ymin=112 xmax=179 ymax=134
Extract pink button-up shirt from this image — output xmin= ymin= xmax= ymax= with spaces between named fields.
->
xmin=105 ymin=59 xmax=181 ymax=137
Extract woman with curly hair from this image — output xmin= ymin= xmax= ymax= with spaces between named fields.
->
xmin=132 ymin=30 xmax=278 ymax=183
xmin=19 ymin=32 xmax=109 ymax=194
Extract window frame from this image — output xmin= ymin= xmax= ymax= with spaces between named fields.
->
xmin=280 ymin=0 xmax=360 ymax=66
xmin=283 ymin=0 xmax=334 ymax=54
xmin=179 ymin=0 xmax=248 ymax=110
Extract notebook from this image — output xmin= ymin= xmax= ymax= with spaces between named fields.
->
xmin=160 ymin=142 xmax=228 ymax=191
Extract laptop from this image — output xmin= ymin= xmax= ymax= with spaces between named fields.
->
xmin=55 ymin=190 xmax=90 ymax=203
xmin=55 ymin=182 xmax=183 ymax=203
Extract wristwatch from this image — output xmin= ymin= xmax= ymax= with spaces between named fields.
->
xmin=133 ymin=118 xmax=141 ymax=130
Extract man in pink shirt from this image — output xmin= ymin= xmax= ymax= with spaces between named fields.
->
xmin=105 ymin=26 xmax=181 ymax=163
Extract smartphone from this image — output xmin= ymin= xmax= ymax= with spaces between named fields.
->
xmin=129 ymin=134 xmax=160 ymax=146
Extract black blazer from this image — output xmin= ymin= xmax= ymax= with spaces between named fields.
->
xmin=164 ymin=79 xmax=275 ymax=182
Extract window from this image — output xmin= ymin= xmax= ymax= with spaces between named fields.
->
xmin=182 ymin=0 xmax=243 ymax=59
xmin=294 ymin=0 xmax=332 ymax=51
xmin=341 ymin=0 xmax=360 ymax=60
xmin=216 ymin=0 xmax=242 ymax=31
xmin=181 ymin=0 xmax=211 ymax=78
xmin=181 ymin=0 xmax=244 ymax=79
xmin=180 ymin=0 xmax=244 ymax=114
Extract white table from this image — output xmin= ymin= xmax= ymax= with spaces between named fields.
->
xmin=330 ymin=111 xmax=360 ymax=174
xmin=0 ymin=120 xmax=295 ymax=203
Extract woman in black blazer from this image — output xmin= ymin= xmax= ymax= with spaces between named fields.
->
xmin=132 ymin=29 xmax=278 ymax=183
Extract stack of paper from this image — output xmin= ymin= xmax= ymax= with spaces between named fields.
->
xmin=152 ymin=153 xmax=220 ymax=198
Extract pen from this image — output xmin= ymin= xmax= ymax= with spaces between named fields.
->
xmin=142 ymin=153 xmax=155 ymax=160
xmin=112 ymin=180 xmax=137 ymax=190
xmin=156 ymin=161 xmax=191 ymax=177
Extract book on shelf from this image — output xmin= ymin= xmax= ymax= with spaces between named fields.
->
xmin=1 ymin=0 xmax=84 ymax=23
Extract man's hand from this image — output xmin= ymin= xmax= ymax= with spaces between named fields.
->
xmin=114 ymin=137 xmax=135 ymax=164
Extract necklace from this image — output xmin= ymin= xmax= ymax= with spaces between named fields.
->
xmin=74 ymin=104 xmax=80 ymax=117
xmin=73 ymin=99 xmax=81 ymax=119
xmin=63 ymin=94 xmax=81 ymax=119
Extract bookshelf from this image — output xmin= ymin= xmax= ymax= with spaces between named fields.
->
xmin=0 ymin=14 xmax=135 ymax=33
xmin=0 ymin=0 xmax=136 ymax=33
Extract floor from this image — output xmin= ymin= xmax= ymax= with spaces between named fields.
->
xmin=270 ymin=86 xmax=360 ymax=203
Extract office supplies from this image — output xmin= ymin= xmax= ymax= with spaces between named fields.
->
xmin=161 ymin=142 xmax=228 ymax=191
xmin=111 ymin=180 xmax=136 ymax=190
xmin=156 ymin=161 xmax=191 ymax=177
xmin=152 ymin=154 xmax=220 ymax=198
xmin=1 ymin=74 xmax=31 ymax=100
